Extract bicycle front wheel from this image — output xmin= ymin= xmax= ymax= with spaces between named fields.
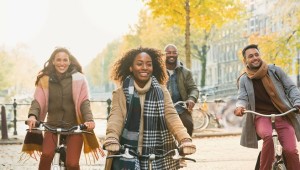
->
xmin=192 ymin=110 xmax=209 ymax=130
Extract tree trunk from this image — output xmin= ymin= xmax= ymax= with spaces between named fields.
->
xmin=200 ymin=44 xmax=208 ymax=87
xmin=193 ymin=32 xmax=210 ymax=87
xmin=185 ymin=0 xmax=191 ymax=69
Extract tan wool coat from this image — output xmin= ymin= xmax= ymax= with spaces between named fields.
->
xmin=104 ymin=85 xmax=191 ymax=170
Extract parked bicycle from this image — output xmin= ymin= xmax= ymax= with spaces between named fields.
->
xmin=174 ymin=95 xmax=222 ymax=130
xmin=106 ymin=144 xmax=196 ymax=170
xmin=244 ymin=108 xmax=298 ymax=170
xmin=25 ymin=121 xmax=92 ymax=170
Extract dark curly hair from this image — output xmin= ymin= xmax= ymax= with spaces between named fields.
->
xmin=242 ymin=44 xmax=259 ymax=58
xmin=35 ymin=47 xmax=82 ymax=85
xmin=111 ymin=47 xmax=167 ymax=85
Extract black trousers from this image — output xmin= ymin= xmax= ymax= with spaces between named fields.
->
xmin=179 ymin=110 xmax=194 ymax=136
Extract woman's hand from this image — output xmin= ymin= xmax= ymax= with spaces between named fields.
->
xmin=103 ymin=137 xmax=120 ymax=152
xmin=84 ymin=121 xmax=95 ymax=131
xmin=179 ymin=138 xmax=196 ymax=155
xmin=26 ymin=115 xmax=37 ymax=132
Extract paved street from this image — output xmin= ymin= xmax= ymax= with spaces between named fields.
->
xmin=1 ymin=134 xmax=263 ymax=170
xmin=1 ymin=121 xmax=299 ymax=170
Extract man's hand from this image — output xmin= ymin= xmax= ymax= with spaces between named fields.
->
xmin=186 ymin=100 xmax=195 ymax=112
xmin=103 ymin=137 xmax=120 ymax=152
xmin=234 ymin=107 xmax=245 ymax=117
xmin=294 ymin=105 xmax=300 ymax=113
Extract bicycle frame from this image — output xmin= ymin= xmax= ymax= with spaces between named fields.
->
xmin=27 ymin=121 xmax=91 ymax=170
xmin=244 ymin=108 xmax=297 ymax=170
xmin=106 ymin=144 xmax=196 ymax=170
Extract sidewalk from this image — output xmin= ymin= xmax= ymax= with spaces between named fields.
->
xmin=193 ymin=127 xmax=242 ymax=138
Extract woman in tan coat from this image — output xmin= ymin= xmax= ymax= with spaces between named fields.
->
xmin=103 ymin=47 xmax=196 ymax=170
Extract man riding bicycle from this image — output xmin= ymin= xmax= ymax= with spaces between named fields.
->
xmin=234 ymin=44 xmax=300 ymax=170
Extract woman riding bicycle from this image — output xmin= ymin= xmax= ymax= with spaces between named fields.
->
xmin=234 ymin=44 xmax=300 ymax=170
xmin=23 ymin=47 xmax=104 ymax=170
xmin=103 ymin=47 xmax=196 ymax=169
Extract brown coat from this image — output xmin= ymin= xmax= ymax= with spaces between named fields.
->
xmin=104 ymin=85 xmax=191 ymax=170
xmin=28 ymin=73 xmax=93 ymax=127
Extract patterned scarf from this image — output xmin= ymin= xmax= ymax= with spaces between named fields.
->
xmin=115 ymin=75 xmax=178 ymax=170
xmin=245 ymin=61 xmax=288 ymax=112
xmin=21 ymin=72 xmax=105 ymax=161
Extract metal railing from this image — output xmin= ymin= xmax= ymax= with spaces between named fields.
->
xmin=1 ymin=98 xmax=112 ymax=139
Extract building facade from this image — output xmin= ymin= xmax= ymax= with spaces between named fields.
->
xmin=197 ymin=0 xmax=299 ymax=99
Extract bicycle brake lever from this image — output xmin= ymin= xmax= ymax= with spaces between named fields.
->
xmin=74 ymin=126 xmax=82 ymax=133
xmin=172 ymin=149 xmax=180 ymax=160
xmin=121 ymin=148 xmax=134 ymax=159
xmin=172 ymin=149 xmax=196 ymax=162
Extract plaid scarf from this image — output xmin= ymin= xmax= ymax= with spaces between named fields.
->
xmin=115 ymin=76 xmax=179 ymax=170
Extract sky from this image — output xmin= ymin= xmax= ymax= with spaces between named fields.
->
xmin=0 ymin=0 xmax=144 ymax=66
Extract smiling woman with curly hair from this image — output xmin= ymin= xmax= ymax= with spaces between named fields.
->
xmin=104 ymin=47 xmax=196 ymax=170
xmin=111 ymin=47 xmax=168 ymax=85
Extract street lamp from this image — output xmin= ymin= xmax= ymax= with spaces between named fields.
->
xmin=13 ymin=99 xmax=17 ymax=135
xmin=297 ymin=49 xmax=300 ymax=88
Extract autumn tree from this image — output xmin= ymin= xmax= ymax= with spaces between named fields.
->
xmin=85 ymin=40 xmax=122 ymax=92
xmin=143 ymin=0 xmax=244 ymax=87
xmin=86 ymin=10 xmax=185 ymax=91
xmin=0 ymin=50 xmax=13 ymax=91
xmin=0 ymin=45 xmax=39 ymax=102
xmin=121 ymin=10 xmax=185 ymax=53
xmin=247 ymin=0 xmax=300 ymax=75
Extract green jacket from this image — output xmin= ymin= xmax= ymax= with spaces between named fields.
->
xmin=173 ymin=62 xmax=199 ymax=103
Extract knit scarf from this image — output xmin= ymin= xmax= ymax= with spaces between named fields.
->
xmin=245 ymin=61 xmax=288 ymax=113
xmin=21 ymin=72 xmax=105 ymax=161
xmin=115 ymin=75 xmax=178 ymax=170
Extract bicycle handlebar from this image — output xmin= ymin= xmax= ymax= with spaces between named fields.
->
xmin=106 ymin=144 xmax=196 ymax=162
xmin=243 ymin=108 xmax=298 ymax=117
xmin=174 ymin=101 xmax=187 ymax=108
xmin=25 ymin=121 xmax=91 ymax=134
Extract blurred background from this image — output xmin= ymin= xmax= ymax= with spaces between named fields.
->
xmin=0 ymin=0 xmax=300 ymax=132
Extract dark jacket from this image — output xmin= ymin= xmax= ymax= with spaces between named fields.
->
xmin=173 ymin=62 xmax=199 ymax=103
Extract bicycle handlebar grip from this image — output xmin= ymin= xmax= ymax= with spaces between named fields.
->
xmin=181 ymin=157 xmax=196 ymax=162
xmin=80 ymin=124 xmax=87 ymax=130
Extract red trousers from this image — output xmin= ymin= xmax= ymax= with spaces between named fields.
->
xmin=39 ymin=132 xmax=83 ymax=170
xmin=255 ymin=116 xmax=300 ymax=170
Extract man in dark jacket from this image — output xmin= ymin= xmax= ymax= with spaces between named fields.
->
xmin=164 ymin=44 xmax=199 ymax=136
